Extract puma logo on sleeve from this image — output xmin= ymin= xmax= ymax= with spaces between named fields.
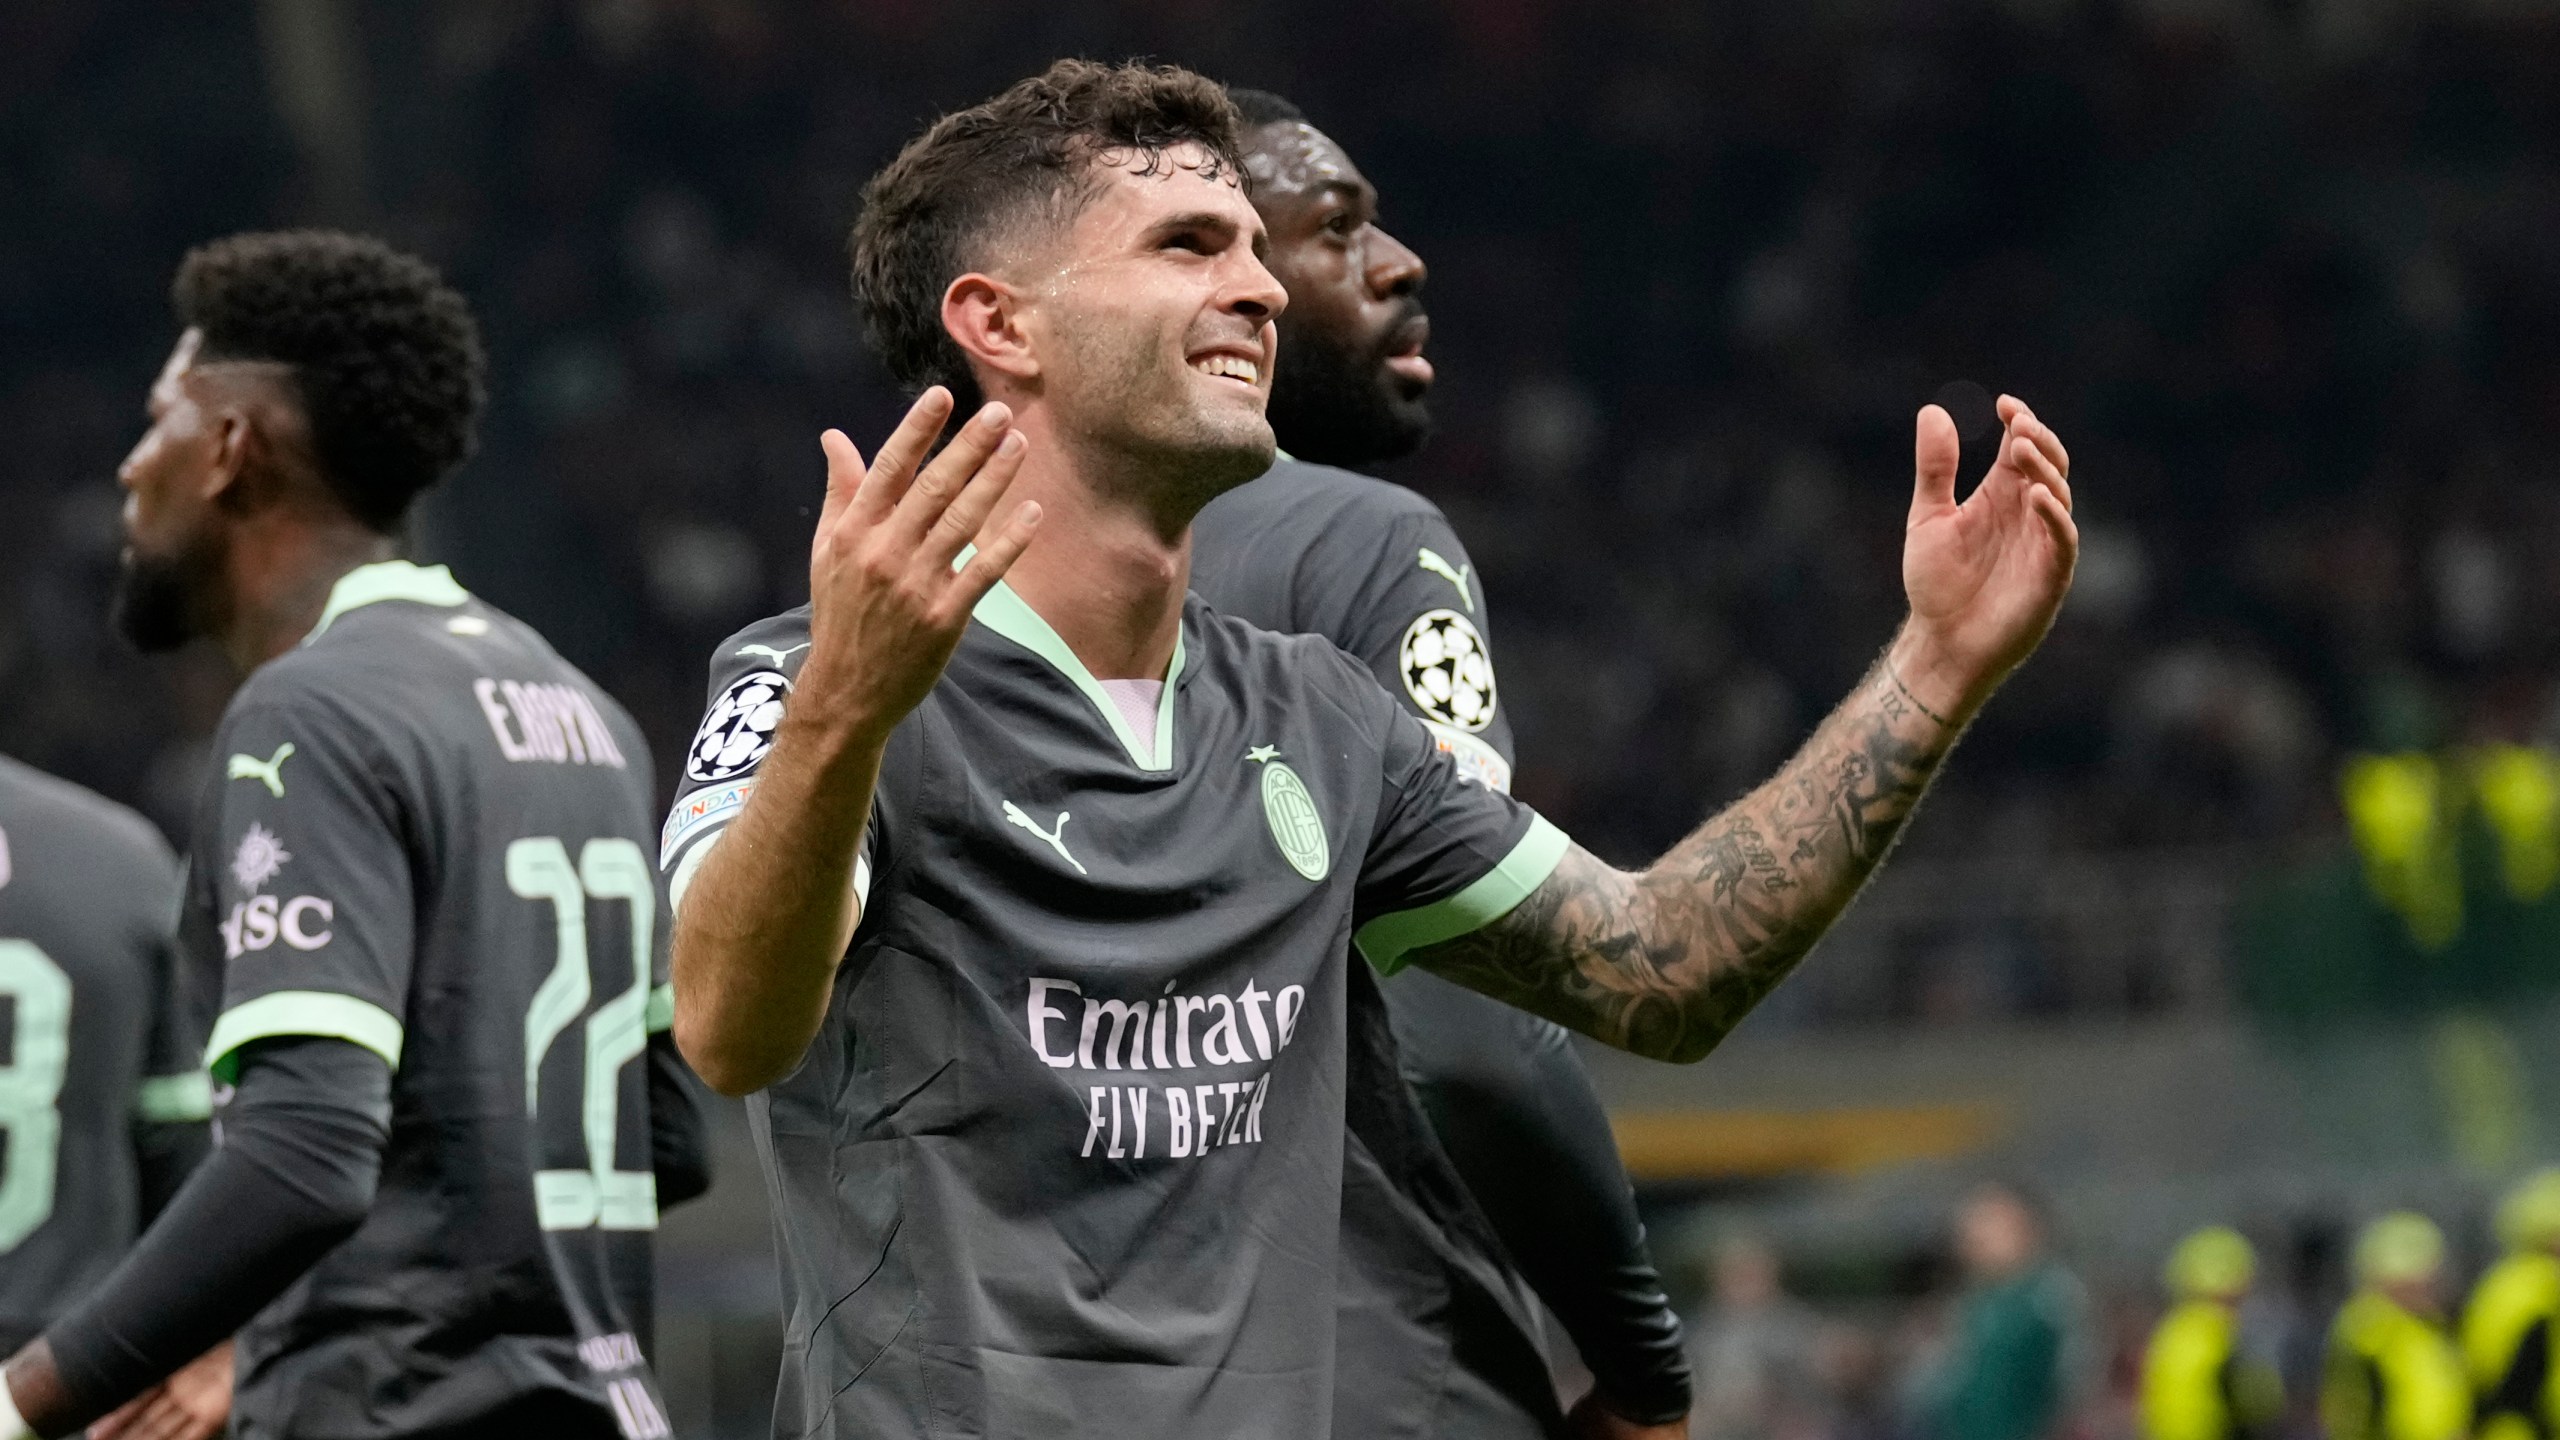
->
xmin=227 ymin=744 xmax=296 ymax=798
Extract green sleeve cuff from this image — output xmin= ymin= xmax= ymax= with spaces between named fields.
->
xmin=644 ymin=982 xmax=674 ymax=1034
xmin=134 ymin=1071 xmax=214 ymax=1123
xmin=1355 ymin=815 xmax=1571 ymax=975
xmin=205 ymin=990 xmax=406 ymax=1081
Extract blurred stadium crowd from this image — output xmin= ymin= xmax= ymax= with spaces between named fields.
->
xmin=11 ymin=0 xmax=2560 ymax=922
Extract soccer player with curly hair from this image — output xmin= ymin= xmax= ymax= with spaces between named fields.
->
xmin=666 ymin=59 xmax=2073 ymax=1439
xmin=0 ymin=231 xmax=708 ymax=1440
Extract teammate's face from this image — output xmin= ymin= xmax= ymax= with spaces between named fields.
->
xmin=111 ymin=330 xmax=232 ymax=651
xmin=1018 ymin=143 xmax=1286 ymax=508
xmin=1243 ymin=121 xmax=1431 ymax=467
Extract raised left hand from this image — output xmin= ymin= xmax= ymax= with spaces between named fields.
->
xmin=89 ymin=1340 xmax=231 ymax=1440
xmin=1896 ymin=395 xmax=2077 ymax=719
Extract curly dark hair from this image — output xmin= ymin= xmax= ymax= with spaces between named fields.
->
xmin=850 ymin=59 xmax=1244 ymax=409
xmin=174 ymin=230 xmax=485 ymax=532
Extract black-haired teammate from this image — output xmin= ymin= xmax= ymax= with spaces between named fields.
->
xmin=667 ymin=61 xmax=2075 ymax=1439
xmin=1190 ymin=88 xmax=1689 ymax=1440
xmin=0 ymin=760 xmax=209 ymax=1359
xmin=0 ymin=230 xmax=707 ymax=1440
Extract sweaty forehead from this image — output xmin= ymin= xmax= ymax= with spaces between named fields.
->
xmin=1242 ymin=122 xmax=1362 ymax=201
xmin=1071 ymin=145 xmax=1256 ymax=231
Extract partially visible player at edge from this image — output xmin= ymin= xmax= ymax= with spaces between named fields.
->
xmin=0 ymin=759 xmax=212 ymax=1365
xmin=1189 ymin=87 xmax=1689 ymax=1440
xmin=0 ymin=230 xmax=710 ymax=1440
xmin=664 ymin=61 xmax=2073 ymax=1437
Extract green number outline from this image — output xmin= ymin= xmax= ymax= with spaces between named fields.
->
xmin=0 ymin=941 xmax=71 ymax=1252
xmin=508 ymin=838 xmax=657 ymax=1233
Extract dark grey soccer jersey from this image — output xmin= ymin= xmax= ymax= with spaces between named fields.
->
xmin=1195 ymin=458 xmax=1692 ymax=1436
xmin=0 ymin=758 xmax=202 ymax=1350
xmin=1191 ymin=457 xmax=1515 ymax=794
xmin=665 ymin=582 xmax=1567 ymax=1439
xmin=184 ymin=561 xmax=674 ymax=1440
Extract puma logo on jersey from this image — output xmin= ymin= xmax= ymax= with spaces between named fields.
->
xmin=736 ymin=642 xmax=810 ymax=667
xmin=1417 ymin=547 xmax=1473 ymax=612
xmin=227 ymin=744 xmax=295 ymax=797
xmin=1002 ymin=801 xmax=1087 ymax=875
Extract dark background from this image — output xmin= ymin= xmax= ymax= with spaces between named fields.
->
xmin=13 ymin=3 xmax=2560 ymax=1436
xmin=16 ymin=1 xmax=2560 ymax=876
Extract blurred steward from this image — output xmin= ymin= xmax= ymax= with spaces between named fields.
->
xmin=2324 ymin=1213 xmax=2469 ymax=1440
xmin=1914 ymin=1182 xmax=2090 ymax=1440
xmin=1687 ymin=1233 xmax=1826 ymax=1440
xmin=2138 ymin=1227 xmax=2284 ymax=1440
xmin=2463 ymin=1170 xmax=2560 ymax=1440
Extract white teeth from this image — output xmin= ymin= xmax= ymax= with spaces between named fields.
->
xmin=1193 ymin=355 xmax=1260 ymax=385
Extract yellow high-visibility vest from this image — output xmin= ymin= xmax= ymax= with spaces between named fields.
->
xmin=2462 ymin=1251 xmax=2560 ymax=1440
xmin=2326 ymin=1291 xmax=2471 ymax=1440
xmin=2141 ymin=1300 xmax=2283 ymax=1440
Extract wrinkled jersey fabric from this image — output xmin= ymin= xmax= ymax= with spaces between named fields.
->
xmin=666 ymin=583 xmax=1565 ymax=1439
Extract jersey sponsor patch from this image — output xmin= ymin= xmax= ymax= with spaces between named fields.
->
xmin=216 ymin=892 xmax=336 ymax=959
xmin=230 ymin=822 xmax=292 ymax=894
xmin=686 ymin=670 xmax=789 ymax=782
xmin=1398 ymin=608 xmax=1498 ymax=733
xmin=660 ymin=780 xmax=756 ymax=868
xmin=1025 ymin=974 xmax=1308 ymax=1162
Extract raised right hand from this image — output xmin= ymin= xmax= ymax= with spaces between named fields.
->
xmin=795 ymin=387 xmax=1042 ymax=744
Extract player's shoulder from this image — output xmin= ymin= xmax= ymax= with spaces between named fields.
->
xmin=711 ymin=606 xmax=815 ymax=684
xmin=0 ymin=753 xmax=177 ymax=877
xmin=236 ymin=575 xmax=636 ymax=757
xmin=1209 ymin=456 xmax=1450 ymax=531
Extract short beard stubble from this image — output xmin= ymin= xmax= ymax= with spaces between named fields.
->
xmin=110 ymin=537 xmax=221 ymax=653
xmin=1264 ymin=301 xmax=1432 ymax=469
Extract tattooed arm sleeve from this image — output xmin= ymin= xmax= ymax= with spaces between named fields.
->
xmin=1408 ymin=655 xmax=1957 ymax=1062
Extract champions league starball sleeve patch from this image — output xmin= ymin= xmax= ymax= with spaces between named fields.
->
xmin=1398 ymin=608 xmax=1498 ymax=733
xmin=685 ymin=670 xmax=790 ymax=782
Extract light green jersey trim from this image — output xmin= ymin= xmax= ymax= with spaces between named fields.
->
xmin=1355 ymin=815 xmax=1571 ymax=975
xmin=969 ymin=579 xmax=1185 ymax=772
xmin=307 ymin=560 xmax=471 ymax=640
xmin=644 ymin=982 xmax=675 ymax=1034
xmin=134 ymin=1071 xmax=214 ymax=1123
xmin=205 ymin=990 xmax=406 ymax=1081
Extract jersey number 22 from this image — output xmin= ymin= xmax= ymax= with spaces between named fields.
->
xmin=508 ymin=838 xmax=656 ymax=1233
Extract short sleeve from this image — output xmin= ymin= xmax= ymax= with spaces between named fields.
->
xmin=1352 ymin=705 xmax=1567 ymax=976
xmin=661 ymin=611 xmax=875 ymax=923
xmin=198 ymin=696 xmax=416 ymax=1082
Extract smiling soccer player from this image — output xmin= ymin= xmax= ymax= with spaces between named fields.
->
xmin=665 ymin=59 xmax=2075 ymax=1440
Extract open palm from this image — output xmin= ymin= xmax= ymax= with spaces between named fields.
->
xmin=1901 ymin=395 xmax=2077 ymax=700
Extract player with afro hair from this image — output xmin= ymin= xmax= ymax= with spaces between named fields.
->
xmin=171 ymin=229 xmax=484 ymax=531
xmin=110 ymin=230 xmax=484 ymax=659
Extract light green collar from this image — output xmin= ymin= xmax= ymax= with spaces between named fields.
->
xmin=307 ymin=560 xmax=470 ymax=640
xmin=969 ymin=579 xmax=1185 ymax=772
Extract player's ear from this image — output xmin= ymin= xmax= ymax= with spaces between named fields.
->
xmin=943 ymin=272 xmax=1039 ymax=387
xmin=203 ymin=405 xmax=260 ymax=511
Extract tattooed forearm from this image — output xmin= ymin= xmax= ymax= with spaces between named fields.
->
xmin=1413 ymin=653 xmax=1958 ymax=1062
